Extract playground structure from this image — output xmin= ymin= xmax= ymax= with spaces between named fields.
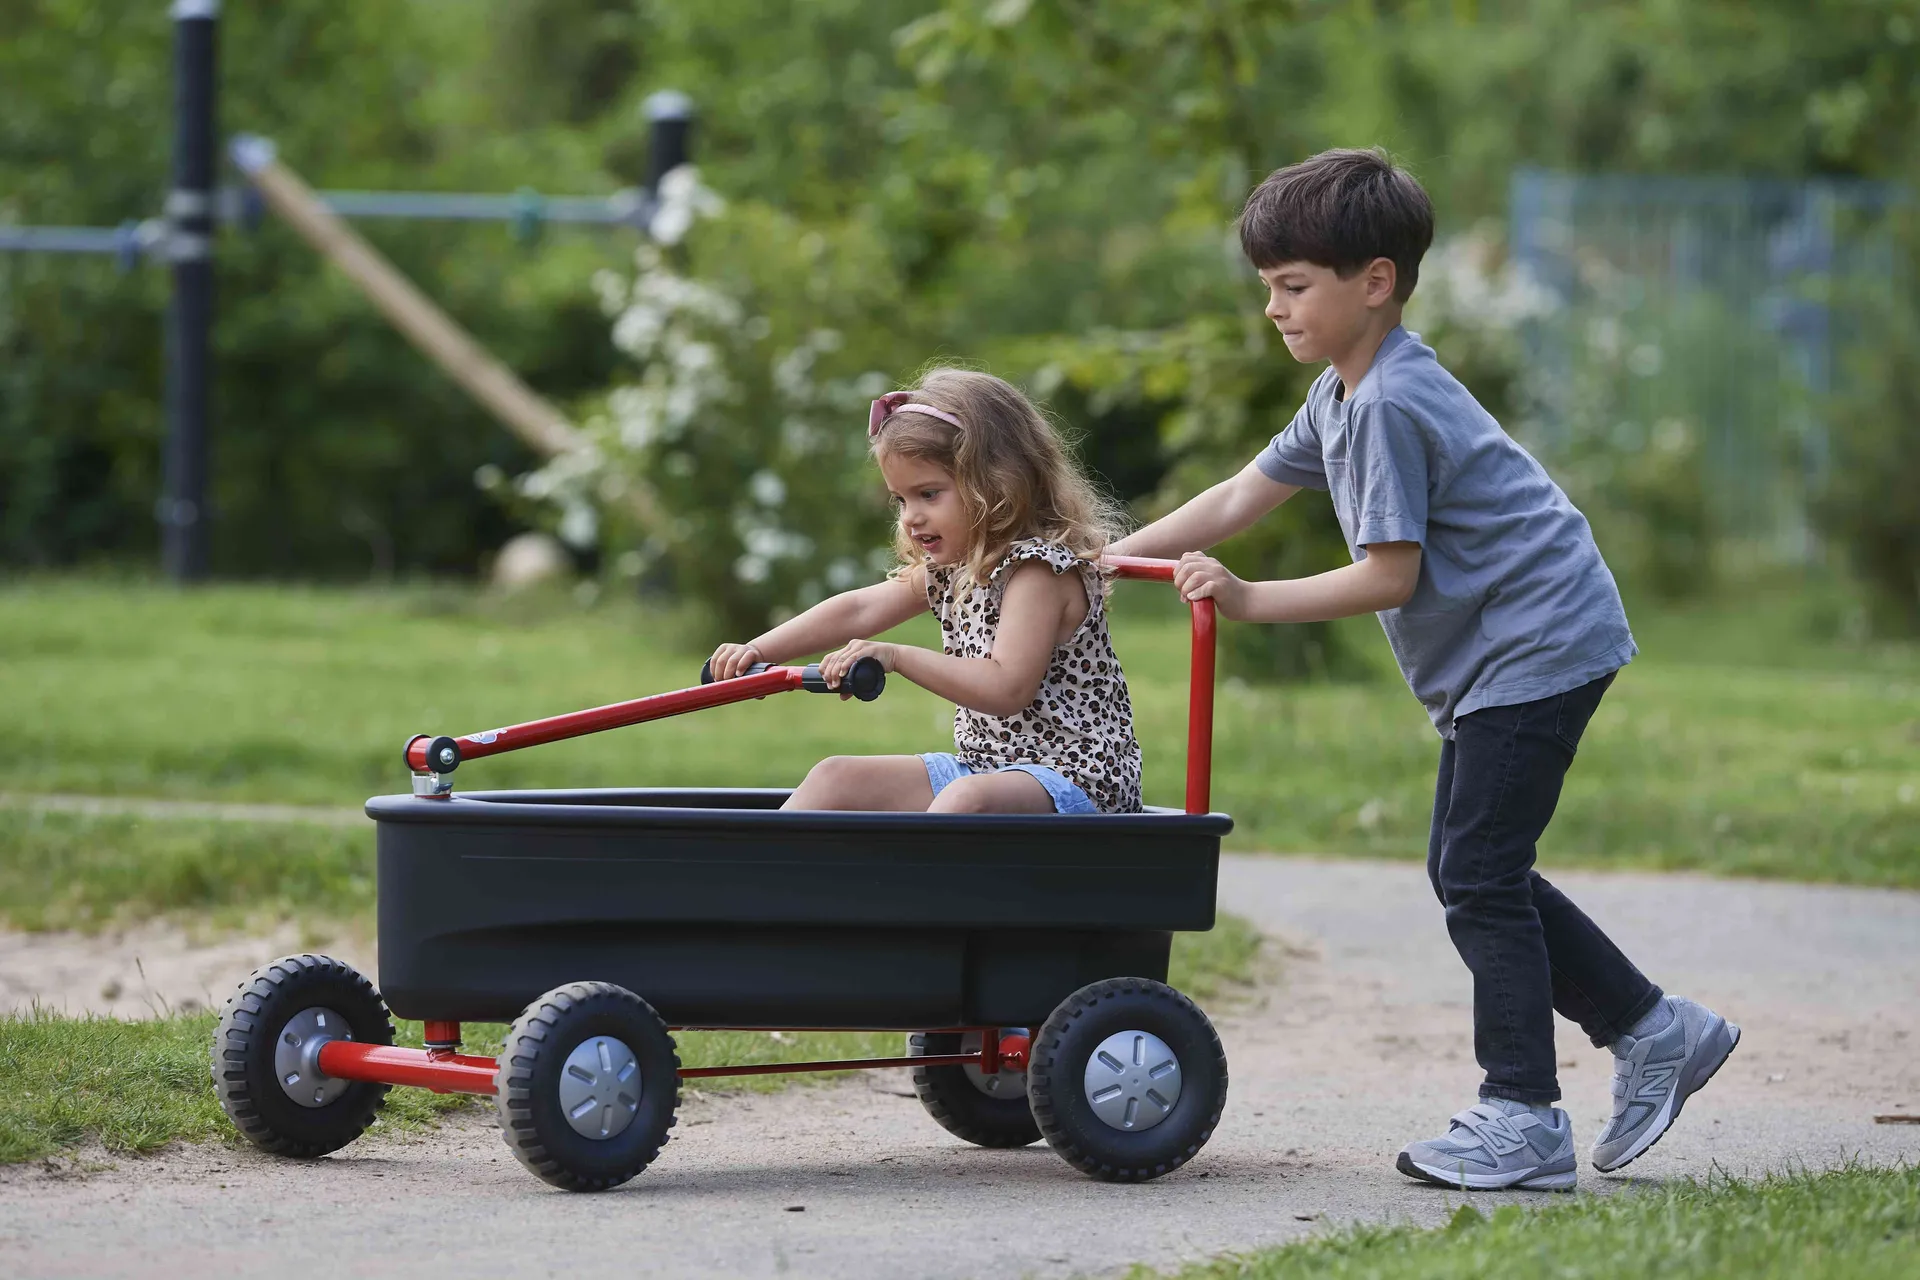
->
xmin=0 ymin=1 xmax=692 ymax=580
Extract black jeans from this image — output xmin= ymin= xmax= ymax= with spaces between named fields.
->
xmin=1427 ymin=672 xmax=1663 ymax=1104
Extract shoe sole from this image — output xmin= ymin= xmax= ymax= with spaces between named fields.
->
xmin=1396 ymin=1150 xmax=1577 ymax=1192
xmin=1592 ymin=1018 xmax=1741 ymax=1173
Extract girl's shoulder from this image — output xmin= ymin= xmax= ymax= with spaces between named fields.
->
xmin=987 ymin=539 xmax=1109 ymax=611
xmin=988 ymin=537 xmax=1087 ymax=583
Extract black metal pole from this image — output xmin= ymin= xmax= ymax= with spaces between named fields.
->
xmin=644 ymin=90 xmax=695 ymax=195
xmin=162 ymin=0 xmax=218 ymax=582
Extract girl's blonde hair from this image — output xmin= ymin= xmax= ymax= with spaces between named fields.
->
xmin=873 ymin=367 xmax=1126 ymax=588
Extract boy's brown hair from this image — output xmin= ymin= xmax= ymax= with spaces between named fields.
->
xmin=1238 ymin=148 xmax=1435 ymax=302
xmin=871 ymin=368 xmax=1123 ymax=590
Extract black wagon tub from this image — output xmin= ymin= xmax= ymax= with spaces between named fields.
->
xmin=212 ymin=556 xmax=1234 ymax=1190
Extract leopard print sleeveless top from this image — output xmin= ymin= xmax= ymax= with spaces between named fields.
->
xmin=925 ymin=539 xmax=1143 ymax=813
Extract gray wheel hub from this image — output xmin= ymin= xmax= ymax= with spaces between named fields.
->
xmin=558 ymin=1035 xmax=641 ymax=1140
xmin=1083 ymin=1029 xmax=1182 ymax=1132
xmin=274 ymin=1006 xmax=352 ymax=1108
xmin=960 ymin=1029 xmax=1027 ymax=1100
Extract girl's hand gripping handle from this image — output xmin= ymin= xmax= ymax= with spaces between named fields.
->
xmin=699 ymin=656 xmax=888 ymax=702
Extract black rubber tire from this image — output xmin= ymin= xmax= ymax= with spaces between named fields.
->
xmin=1027 ymin=977 xmax=1228 ymax=1182
xmin=494 ymin=981 xmax=680 ymax=1192
xmin=210 ymin=953 xmax=394 ymax=1158
xmin=907 ymin=1031 xmax=1042 ymax=1148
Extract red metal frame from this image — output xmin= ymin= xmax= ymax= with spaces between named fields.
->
xmin=1101 ymin=555 xmax=1217 ymax=814
xmin=316 ymin=1026 xmax=1032 ymax=1097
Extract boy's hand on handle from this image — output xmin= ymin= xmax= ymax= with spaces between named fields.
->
xmin=820 ymin=639 xmax=897 ymax=699
xmin=707 ymin=642 xmax=765 ymax=682
xmin=1175 ymin=552 xmax=1249 ymax=619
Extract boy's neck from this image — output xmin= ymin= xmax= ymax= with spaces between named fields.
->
xmin=1330 ymin=307 xmax=1404 ymax=401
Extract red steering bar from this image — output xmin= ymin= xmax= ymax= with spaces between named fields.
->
xmin=405 ymin=555 xmax=1218 ymax=814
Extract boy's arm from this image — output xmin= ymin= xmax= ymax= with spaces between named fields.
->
xmin=1174 ymin=543 xmax=1420 ymax=622
xmin=1108 ymin=461 xmax=1299 ymax=559
xmin=708 ymin=571 xmax=926 ymax=679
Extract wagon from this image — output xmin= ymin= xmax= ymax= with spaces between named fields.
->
xmin=211 ymin=556 xmax=1233 ymax=1190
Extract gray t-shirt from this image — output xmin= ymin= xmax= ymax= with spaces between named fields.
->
xmin=1255 ymin=326 xmax=1636 ymax=737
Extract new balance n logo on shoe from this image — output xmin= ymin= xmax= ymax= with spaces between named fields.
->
xmin=1633 ymin=1062 xmax=1677 ymax=1103
xmin=1475 ymin=1115 xmax=1529 ymax=1155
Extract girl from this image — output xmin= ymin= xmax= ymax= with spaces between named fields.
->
xmin=707 ymin=368 xmax=1142 ymax=814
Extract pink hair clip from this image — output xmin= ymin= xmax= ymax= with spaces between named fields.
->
xmin=868 ymin=391 xmax=963 ymax=439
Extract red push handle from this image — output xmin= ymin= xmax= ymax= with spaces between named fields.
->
xmin=1101 ymin=556 xmax=1217 ymax=815
xmin=404 ymin=665 xmax=808 ymax=774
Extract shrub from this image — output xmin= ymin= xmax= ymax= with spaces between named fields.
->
xmin=512 ymin=175 xmax=918 ymax=640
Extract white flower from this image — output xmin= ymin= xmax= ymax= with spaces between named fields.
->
xmin=591 ymin=268 xmax=629 ymax=316
xmin=557 ymin=502 xmax=599 ymax=549
xmin=749 ymin=470 xmax=787 ymax=507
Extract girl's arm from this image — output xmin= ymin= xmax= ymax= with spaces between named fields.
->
xmin=707 ymin=570 xmax=927 ymax=680
xmin=818 ymin=562 xmax=1075 ymax=717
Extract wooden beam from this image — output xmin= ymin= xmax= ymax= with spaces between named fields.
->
xmin=231 ymin=136 xmax=582 ymax=461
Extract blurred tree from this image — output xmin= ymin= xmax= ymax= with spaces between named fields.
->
xmin=4 ymin=0 xmax=1914 ymax=606
xmin=0 ymin=0 xmax=628 ymax=575
xmin=1818 ymin=212 xmax=1920 ymax=634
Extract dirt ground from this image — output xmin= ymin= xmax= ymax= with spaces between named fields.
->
xmin=2 ymin=854 xmax=1916 ymax=1279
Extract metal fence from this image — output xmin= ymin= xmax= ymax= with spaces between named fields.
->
xmin=1509 ymin=169 xmax=1905 ymax=562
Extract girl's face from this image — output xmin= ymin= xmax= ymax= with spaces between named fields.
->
xmin=878 ymin=449 xmax=966 ymax=565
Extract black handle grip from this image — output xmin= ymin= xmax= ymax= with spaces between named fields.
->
xmin=699 ymin=656 xmax=886 ymax=702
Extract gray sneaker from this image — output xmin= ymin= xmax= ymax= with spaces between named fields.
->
xmin=1396 ymin=1102 xmax=1578 ymax=1191
xmin=1591 ymin=995 xmax=1740 ymax=1172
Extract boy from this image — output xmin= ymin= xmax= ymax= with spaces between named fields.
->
xmin=1111 ymin=149 xmax=1740 ymax=1191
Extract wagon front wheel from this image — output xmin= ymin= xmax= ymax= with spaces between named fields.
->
xmin=1027 ymin=977 xmax=1227 ymax=1182
xmin=495 ymin=981 xmax=680 ymax=1191
xmin=211 ymin=953 xmax=394 ymax=1158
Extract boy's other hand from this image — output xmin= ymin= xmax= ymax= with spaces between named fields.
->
xmin=708 ymin=642 xmax=764 ymax=681
xmin=1175 ymin=553 xmax=1250 ymax=619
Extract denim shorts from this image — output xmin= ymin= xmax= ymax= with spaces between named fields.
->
xmin=918 ymin=752 xmax=1097 ymax=815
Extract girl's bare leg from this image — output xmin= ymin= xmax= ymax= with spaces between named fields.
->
xmin=926 ymin=770 xmax=1055 ymax=814
xmin=782 ymin=754 xmax=936 ymax=811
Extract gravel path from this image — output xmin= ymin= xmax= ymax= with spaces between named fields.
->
xmin=3 ymin=855 xmax=1916 ymax=1278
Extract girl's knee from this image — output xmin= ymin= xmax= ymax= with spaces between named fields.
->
xmin=926 ymin=775 xmax=995 ymax=814
xmin=799 ymin=755 xmax=863 ymax=798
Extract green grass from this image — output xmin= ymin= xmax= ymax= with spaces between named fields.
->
xmin=0 ymin=917 xmax=1262 ymax=1165
xmin=0 ymin=808 xmax=369 ymax=933
xmin=1133 ymin=1166 xmax=1920 ymax=1280
xmin=0 ymin=579 xmax=1915 ymax=885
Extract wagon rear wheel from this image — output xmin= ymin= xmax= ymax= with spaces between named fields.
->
xmin=1027 ymin=978 xmax=1227 ymax=1182
xmin=494 ymin=981 xmax=680 ymax=1191
xmin=211 ymin=954 xmax=394 ymax=1158
xmin=908 ymin=1029 xmax=1042 ymax=1148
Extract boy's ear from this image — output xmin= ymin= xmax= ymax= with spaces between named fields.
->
xmin=1364 ymin=256 xmax=1398 ymax=308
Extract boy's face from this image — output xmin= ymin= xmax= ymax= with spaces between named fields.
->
xmin=1257 ymin=258 xmax=1397 ymax=364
